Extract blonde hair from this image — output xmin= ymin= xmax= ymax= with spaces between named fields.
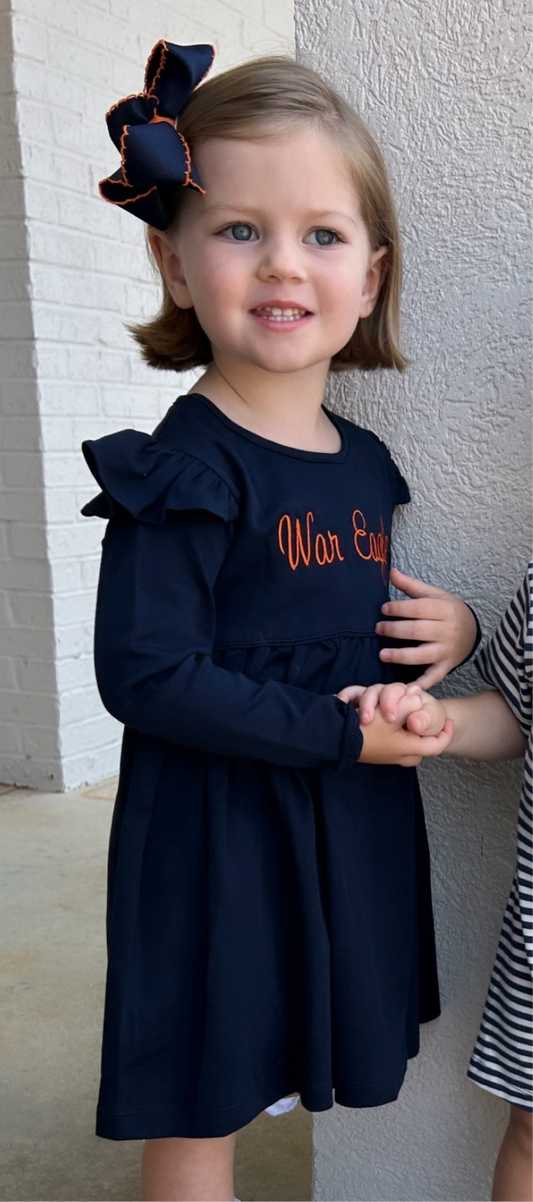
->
xmin=131 ymin=56 xmax=407 ymax=372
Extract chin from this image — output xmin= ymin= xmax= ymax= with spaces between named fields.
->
xmin=251 ymin=348 xmax=330 ymax=375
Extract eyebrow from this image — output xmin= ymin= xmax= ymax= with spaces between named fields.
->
xmin=305 ymin=209 xmax=359 ymax=226
xmin=199 ymin=204 xmax=359 ymax=227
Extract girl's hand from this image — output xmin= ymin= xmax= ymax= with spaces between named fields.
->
xmin=404 ymin=690 xmax=447 ymax=736
xmin=336 ymin=682 xmax=453 ymax=764
xmin=338 ymin=681 xmax=448 ymax=737
xmin=357 ymin=707 xmax=454 ymax=767
xmin=337 ymin=681 xmax=422 ymax=726
xmin=376 ymin=567 xmax=478 ymax=689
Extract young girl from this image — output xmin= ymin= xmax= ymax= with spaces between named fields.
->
xmin=354 ymin=565 xmax=532 ymax=1202
xmin=83 ymin=41 xmax=478 ymax=1202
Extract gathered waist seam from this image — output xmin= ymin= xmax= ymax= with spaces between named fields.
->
xmin=213 ymin=628 xmax=380 ymax=650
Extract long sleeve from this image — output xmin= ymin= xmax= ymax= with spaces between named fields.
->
xmin=475 ymin=566 xmax=532 ymax=737
xmin=83 ymin=431 xmax=361 ymax=771
xmin=93 ymin=510 xmax=360 ymax=768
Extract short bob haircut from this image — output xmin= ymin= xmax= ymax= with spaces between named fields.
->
xmin=131 ymin=56 xmax=407 ymax=373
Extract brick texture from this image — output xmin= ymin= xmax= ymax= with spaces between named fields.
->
xmin=0 ymin=0 xmax=61 ymax=789
xmin=2 ymin=0 xmax=294 ymax=790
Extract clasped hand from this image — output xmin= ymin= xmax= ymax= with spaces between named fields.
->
xmin=337 ymin=681 xmax=453 ymax=766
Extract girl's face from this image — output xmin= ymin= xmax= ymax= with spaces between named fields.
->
xmin=153 ymin=126 xmax=386 ymax=378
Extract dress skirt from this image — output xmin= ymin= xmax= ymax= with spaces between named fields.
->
xmin=96 ymin=640 xmax=439 ymax=1140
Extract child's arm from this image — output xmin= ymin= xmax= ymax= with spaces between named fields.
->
xmin=349 ymin=681 xmax=527 ymax=761
xmin=438 ymin=692 xmax=527 ymax=760
xmin=92 ymin=507 xmax=365 ymax=771
xmin=80 ymin=420 xmax=370 ymax=776
xmin=92 ymin=497 xmax=454 ymax=773
xmin=376 ymin=567 xmax=480 ymax=689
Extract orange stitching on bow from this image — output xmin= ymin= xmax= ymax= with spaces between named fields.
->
xmin=145 ymin=38 xmax=168 ymax=106
xmin=119 ymin=125 xmax=130 ymax=185
xmin=102 ymin=41 xmax=212 ymax=206
xmin=105 ymin=91 xmax=138 ymax=121
xmin=198 ymin=44 xmax=217 ymax=84
xmin=105 ymin=40 xmax=169 ymax=123
xmin=98 ymin=182 xmax=158 ymax=207
xmin=179 ymin=131 xmax=192 ymax=184
xmin=104 ymin=42 xmax=215 ymax=126
xmin=98 ymin=125 xmax=134 ymax=192
xmin=99 ymin=126 xmax=136 ymax=191
xmin=178 ymin=131 xmax=206 ymax=195
xmin=98 ymin=128 xmax=204 ymax=201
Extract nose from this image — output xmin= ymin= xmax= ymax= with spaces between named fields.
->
xmin=256 ymin=233 xmax=307 ymax=283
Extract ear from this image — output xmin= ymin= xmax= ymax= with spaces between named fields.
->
xmin=360 ymin=245 xmax=389 ymax=318
xmin=149 ymin=229 xmax=195 ymax=310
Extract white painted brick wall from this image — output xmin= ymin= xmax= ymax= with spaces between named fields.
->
xmin=3 ymin=0 xmax=294 ymax=790
xmin=0 ymin=0 xmax=62 ymax=790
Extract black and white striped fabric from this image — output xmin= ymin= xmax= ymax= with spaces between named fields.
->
xmin=468 ymin=562 xmax=533 ymax=1112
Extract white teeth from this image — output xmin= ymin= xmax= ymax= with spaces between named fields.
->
xmin=255 ymin=306 xmax=307 ymax=322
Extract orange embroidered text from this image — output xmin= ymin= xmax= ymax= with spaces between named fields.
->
xmin=278 ymin=512 xmax=345 ymax=571
xmin=352 ymin=511 xmax=389 ymax=581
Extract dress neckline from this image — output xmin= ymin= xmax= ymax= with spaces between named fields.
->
xmin=184 ymin=393 xmax=350 ymax=463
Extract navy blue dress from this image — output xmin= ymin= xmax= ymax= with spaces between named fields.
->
xmin=82 ymin=394 xmax=440 ymax=1140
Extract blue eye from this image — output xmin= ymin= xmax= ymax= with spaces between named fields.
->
xmin=307 ymin=228 xmax=340 ymax=247
xmin=221 ymin=223 xmax=256 ymax=242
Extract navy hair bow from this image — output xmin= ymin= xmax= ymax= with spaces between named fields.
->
xmin=99 ymin=39 xmax=215 ymax=230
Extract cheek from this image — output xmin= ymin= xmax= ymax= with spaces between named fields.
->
xmin=319 ymin=263 xmax=366 ymax=327
xmin=189 ymin=246 xmax=247 ymax=308
xmin=182 ymin=254 xmax=247 ymax=343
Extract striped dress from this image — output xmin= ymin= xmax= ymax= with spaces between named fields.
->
xmin=468 ymin=562 xmax=533 ymax=1112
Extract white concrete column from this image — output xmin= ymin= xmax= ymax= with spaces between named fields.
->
xmin=1 ymin=0 xmax=295 ymax=790
xmin=294 ymin=0 xmax=531 ymax=1198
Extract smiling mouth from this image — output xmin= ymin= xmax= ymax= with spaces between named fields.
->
xmin=251 ymin=305 xmax=311 ymax=323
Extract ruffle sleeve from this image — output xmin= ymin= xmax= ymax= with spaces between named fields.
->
xmin=81 ymin=430 xmax=239 ymax=524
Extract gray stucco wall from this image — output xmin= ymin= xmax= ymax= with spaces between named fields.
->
xmin=295 ymin=1 xmax=531 ymax=1199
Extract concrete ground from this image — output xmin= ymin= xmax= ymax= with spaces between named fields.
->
xmin=0 ymin=781 xmax=312 ymax=1202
